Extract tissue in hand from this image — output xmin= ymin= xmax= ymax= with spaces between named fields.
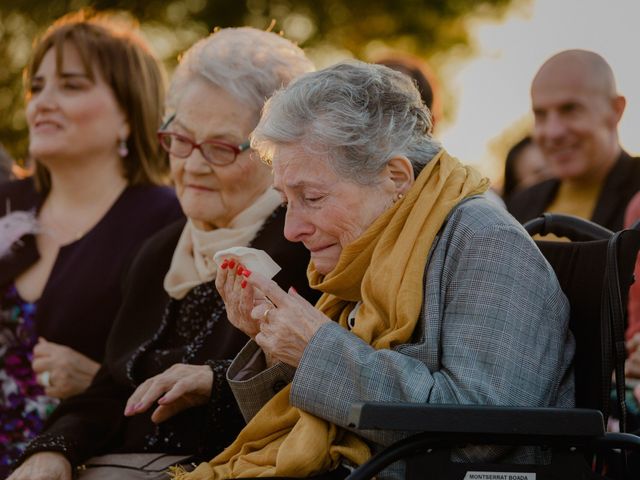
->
xmin=213 ymin=246 xmax=281 ymax=279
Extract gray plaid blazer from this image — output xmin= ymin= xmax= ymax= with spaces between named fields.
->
xmin=227 ymin=196 xmax=575 ymax=478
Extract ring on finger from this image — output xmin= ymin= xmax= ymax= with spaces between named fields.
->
xmin=262 ymin=307 xmax=273 ymax=320
xmin=37 ymin=370 xmax=52 ymax=388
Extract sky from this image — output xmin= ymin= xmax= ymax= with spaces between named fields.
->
xmin=437 ymin=0 xmax=640 ymax=181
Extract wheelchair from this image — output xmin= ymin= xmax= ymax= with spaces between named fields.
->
xmin=346 ymin=213 xmax=640 ymax=479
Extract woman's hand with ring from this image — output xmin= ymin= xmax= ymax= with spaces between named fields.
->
xmin=32 ymin=338 xmax=100 ymax=399
xmin=246 ymin=272 xmax=332 ymax=367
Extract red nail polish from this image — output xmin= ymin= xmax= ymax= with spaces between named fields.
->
xmin=236 ymin=265 xmax=244 ymax=275
xmin=242 ymin=269 xmax=251 ymax=277
xmin=241 ymin=280 xmax=247 ymax=288
xmin=228 ymin=260 xmax=236 ymax=268
xmin=221 ymin=260 xmax=229 ymax=269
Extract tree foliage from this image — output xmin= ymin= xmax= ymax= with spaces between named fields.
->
xmin=0 ymin=0 xmax=514 ymax=163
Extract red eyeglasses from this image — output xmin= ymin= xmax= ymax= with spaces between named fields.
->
xmin=157 ymin=131 xmax=251 ymax=166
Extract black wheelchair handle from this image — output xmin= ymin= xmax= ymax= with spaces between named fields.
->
xmin=524 ymin=213 xmax=613 ymax=241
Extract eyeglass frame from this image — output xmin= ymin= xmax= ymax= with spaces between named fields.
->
xmin=157 ymin=113 xmax=251 ymax=166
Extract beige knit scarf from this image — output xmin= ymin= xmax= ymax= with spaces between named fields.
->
xmin=164 ymin=188 xmax=282 ymax=299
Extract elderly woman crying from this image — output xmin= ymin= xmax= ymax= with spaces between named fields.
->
xmin=176 ymin=61 xmax=576 ymax=480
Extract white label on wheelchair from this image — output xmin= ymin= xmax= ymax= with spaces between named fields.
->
xmin=463 ymin=472 xmax=535 ymax=480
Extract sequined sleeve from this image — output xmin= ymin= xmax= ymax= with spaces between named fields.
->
xmin=14 ymin=432 xmax=79 ymax=471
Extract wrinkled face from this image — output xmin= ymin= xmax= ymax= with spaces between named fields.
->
xmin=513 ymin=143 xmax=552 ymax=191
xmin=273 ymin=145 xmax=396 ymax=275
xmin=531 ymin=66 xmax=619 ymax=182
xmin=26 ymin=43 xmax=128 ymax=164
xmin=170 ymin=78 xmax=271 ymax=230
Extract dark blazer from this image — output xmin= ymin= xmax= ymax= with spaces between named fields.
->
xmin=22 ymin=207 xmax=320 ymax=467
xmin=0 ymin=178 xmax=183 ymax=362
xmin=506 ymin=150 xmax=640 ymax=232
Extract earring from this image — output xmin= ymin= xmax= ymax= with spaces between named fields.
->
xmin=394 ymin=193 xmax=404 ymax=203
xmin=118 ymin=138 xmax=129 ymax=158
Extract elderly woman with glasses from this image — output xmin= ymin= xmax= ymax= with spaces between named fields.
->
xmin=8 ymin=27 xmax=317 ymax=480
xmin=177 ymin=61 xmax=575 ymax=480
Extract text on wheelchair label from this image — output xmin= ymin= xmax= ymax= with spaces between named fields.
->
xmin=463 ymin=473 xmax=535 ymax=480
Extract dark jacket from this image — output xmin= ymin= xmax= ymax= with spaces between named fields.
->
xmin=0 ymin=178 xmax=183 ymax=362
xmin=506 ymin=150 xmax=640 ymax=232
xmin=22 ymin=207 xmax=320 ymax=467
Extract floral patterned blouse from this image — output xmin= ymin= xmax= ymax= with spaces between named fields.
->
xmin=0 ymin=284 xmax=58 ymax=471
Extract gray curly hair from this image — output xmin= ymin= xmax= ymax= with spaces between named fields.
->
xmin=166 ymin=27 xmax=314 ymax=119
xmin=252 ymin=60 xmax=441 ymax=184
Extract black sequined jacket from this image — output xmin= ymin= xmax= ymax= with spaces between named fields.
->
xmin=19 ymin=207 xmax=320 ymax=468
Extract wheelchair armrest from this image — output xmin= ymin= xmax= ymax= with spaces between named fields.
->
xmin=348 ymin=402 xmax=605 ymax=439
xmin=523 ymin=213 xmax=613 ymax=241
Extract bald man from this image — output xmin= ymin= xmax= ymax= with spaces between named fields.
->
xmin=507 ymin=49 xmax=640 ymax=231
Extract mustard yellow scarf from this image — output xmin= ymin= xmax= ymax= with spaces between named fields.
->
xmin=173 ymin=150 xmax=488 ymax=479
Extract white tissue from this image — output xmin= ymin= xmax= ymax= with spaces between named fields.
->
xmin=213 ymin=246 xmax=281 ymax=279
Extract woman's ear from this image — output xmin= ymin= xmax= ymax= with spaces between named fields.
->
xmin=385 ymin=156 xmax=414 ymax=195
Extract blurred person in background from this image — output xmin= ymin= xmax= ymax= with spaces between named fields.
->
xmin=8 ymin=26 xmax=317 ymax=480
xmin=507 ymin=49 xmax=640 ymax=231
xmin=0 ymin=11 xmax=182 ymax=474
xmin=501 ymin=135 xmax=552 ymax=202
xmin=376 ymin=53 xmax=505 ymax=209
xmin=623 ymin=195 xmax=640 ymax=413
xmin=375 ymin=53 xmax=442 ymax=131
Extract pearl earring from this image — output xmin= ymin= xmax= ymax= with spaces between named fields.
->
xmin=118 ymin=138 xmax=129 ymax=158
